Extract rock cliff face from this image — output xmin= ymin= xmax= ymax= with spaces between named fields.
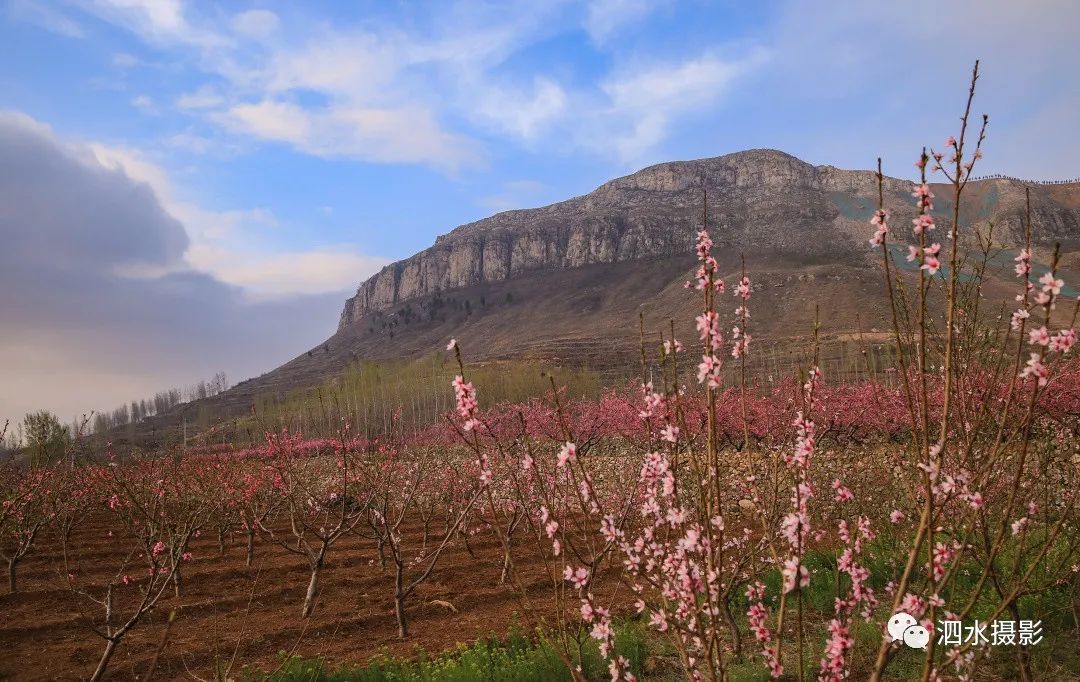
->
xmin=339 ymin=149 xmax=1080 ymax=331
xmin=119 ymin=151 xmax=1080 ymax=448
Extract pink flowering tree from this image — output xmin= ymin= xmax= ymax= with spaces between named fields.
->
xmin=360 ymin=447 xmax=485 ymax=638
xmin=440 ymin=62 xmax=1079 ymax=682
xmin=43 ymin=463 xmax=95 ymax=579
xmin=444 ymin=203 xmax=780 ymax=680
xmin=0 ymin=463 xmax=52 ymax=592
xmin=861 ymin=62 xmax=1079 ymax=681
xmin=66 ymin=455 xmax=211 ymax=682
xmin=612 ymin=204 xmax=771 ymax=680
xmin=237 ymin=459 xmax=282 ymax=568
xmin=254 ymin=427 xmax=371 ymax=618
xmin=201 ymin=459 xmax=246 ymax=558
xmin=447 ymin=341 xmax=647 ymax=681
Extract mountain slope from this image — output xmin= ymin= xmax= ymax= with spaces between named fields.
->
xmin=134 ymin=150 xmax=1080 ymax=440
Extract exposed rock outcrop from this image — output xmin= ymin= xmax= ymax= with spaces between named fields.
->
xmin=339 ymin=149 xmax=1080 ymax=331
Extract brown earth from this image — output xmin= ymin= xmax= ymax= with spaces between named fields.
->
xmin=0 ymin=516 xmax=569 ymax=681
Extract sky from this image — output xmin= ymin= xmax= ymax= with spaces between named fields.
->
xmin=1 ymin=0 xmax=1078 ymax=428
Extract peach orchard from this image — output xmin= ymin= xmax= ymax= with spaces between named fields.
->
xmin=2 ymin=63 xmax=1079 ymax=681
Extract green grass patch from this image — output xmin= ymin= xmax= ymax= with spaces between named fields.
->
xmin=242 ymin=622 xmax=655 ymax=682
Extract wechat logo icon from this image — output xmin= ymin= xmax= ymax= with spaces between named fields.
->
xmin=888 ymin=612 xmax=930 ymax=649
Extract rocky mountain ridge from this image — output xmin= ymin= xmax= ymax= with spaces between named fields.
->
xmin=339 ymin=149 xmax=1080 ymax=330
xmin=112 ymin=149 xmax=1080 ymax=448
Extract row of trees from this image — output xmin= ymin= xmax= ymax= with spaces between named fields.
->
xmin=967 ymin=173 xmax=1080 ymax=184
xmin=243 ymin=357 xmax=601 ymax=446
xmin=0 ymin=424 xmax=499 ymax=680
xmin=91 ymin=371 xmax=229 ymax=434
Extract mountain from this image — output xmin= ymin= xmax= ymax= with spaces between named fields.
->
xmin=128 ymin=150 xmax=1080 ymax=440
xmin=339 ymin=149 xmax=1080 ymax=328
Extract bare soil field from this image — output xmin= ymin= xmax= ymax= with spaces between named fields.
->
xmin=0 ymin=515 xmax=553 ymax=681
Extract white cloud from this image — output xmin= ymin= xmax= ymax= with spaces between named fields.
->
xmin=176 ymin=85 xmax=226 ymax=110
xmin=112 ymin=51 xmax=139 ymax=67
xmin=231 ymin=9 xmax=279 ymax=40
xmin=0 ymin=109 xmax=53 ymax=137
xmin=131 ymin=94 xmax=158 ymax=114
xmin=604 ymin=54 xmax=742 ymax=109
xmin=73 ymin=1 xmax=767 ymax=166
xmin=0 ymin=111 xmax=350 ymax=424
xmin=88 ymin=0 xmax=184 ymax=37
xmin=185 ymin=245 xmax=388 ymax=298
xmin=164 ymin=130 xmax=211 ymax=154
xmin=221 ymin=100 xmax=311 ymax=142
xmin=470 ymin=77 xmax=568 ymax=141
xmin=82 ymin=133 xmax=387 ymax=296
xmin=105 ymin=0 xmax=185 ymax=33
xmin=257 ymin=33 xmax=401 ymax=97
xmin=155 ymin=26 xmax=485 ymax=170
xmin=597 ymin=49 xmax=767 ymax=160
xmin=79 ymin=0 xmax=230 ymax=48
xmin=217 ymin=99 xmax=482 ymax=170
xmin=75 ymin=3 xmax=567 ymax=169
xmin=87 ymin=141 xmax=173 ymax=199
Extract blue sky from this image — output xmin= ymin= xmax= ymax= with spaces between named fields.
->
xmin=1 ymin=0 xmax=1078 ymax=424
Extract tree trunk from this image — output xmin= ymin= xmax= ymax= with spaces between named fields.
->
xmin=720 ymin=593 xmax=742 ymax=658
xmin=218 ymin=528 xmax=227 ymax=556
xmin=461 ymin=529 xmax=476 ymax=559
xmin=62 ymin=524 xmax=74 ymax=567
xmin=173 ymin=566 xmax=183 ymax=598
xmin=499 ymin=550 xmax=511 ymax=585
xmin=301 ymin=560 xmax=322 ymax=618
xmin=394 ymin=564 xmax=408 ymax=638
xmin=8 ymin=557 xmax=16 ymax=593
xmin=246 ymin=527 xmax=256 ymax=567
xmin=90 ymin=638 xmax=118 ymax=682
xmin=1008 ymin=601 xmax=1033 ymax=682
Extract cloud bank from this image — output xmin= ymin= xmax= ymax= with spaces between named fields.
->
xmin=0 ymin=113 xmax=353 ymax=425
